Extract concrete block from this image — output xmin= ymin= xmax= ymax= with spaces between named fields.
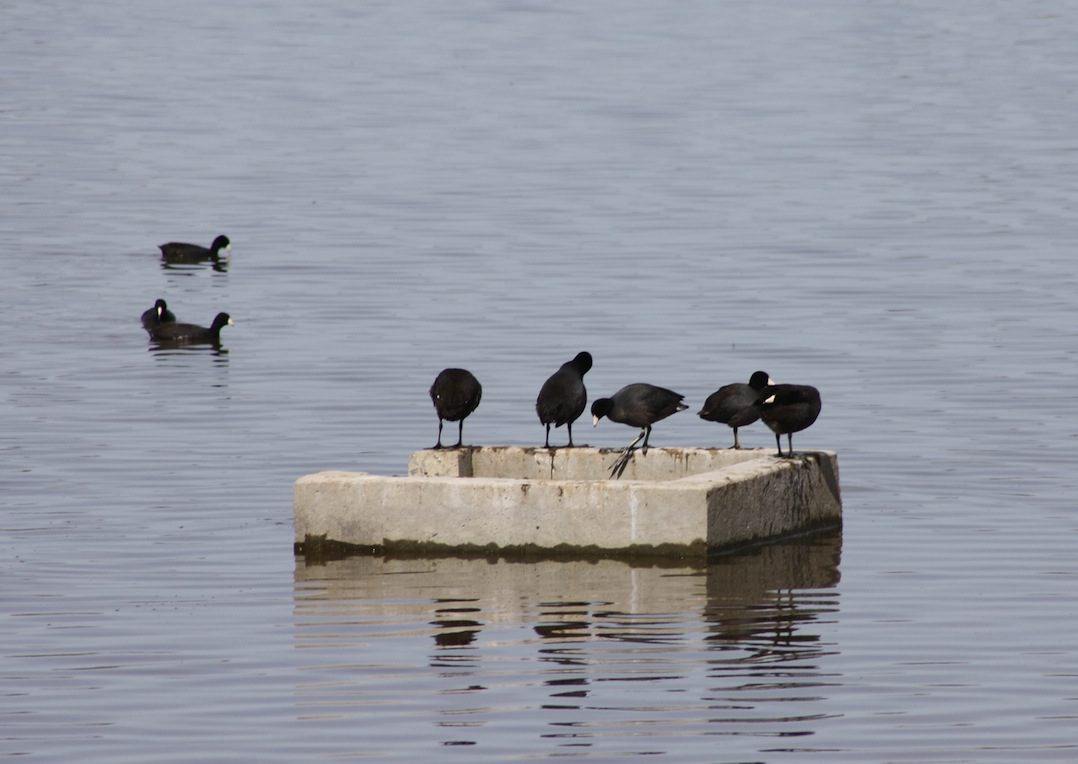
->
xmin=294 ymin=447 xmax=840 ymax=558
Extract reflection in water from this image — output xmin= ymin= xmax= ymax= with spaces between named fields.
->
xmin=148 ymin=343 xmax=230 ymax=360
xmin=431 ymin=598 xmax=482 ymax=648
xmin=703 ymin=539 xmax=842 ymax=741
xmin=293 ymin=531 xmax=841 ymax=757
xmin=159 ymin=258 xmax=229 ymax=274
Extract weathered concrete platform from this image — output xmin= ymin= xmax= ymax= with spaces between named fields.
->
xmin=294 ymin=446 xmax=841 ymax=558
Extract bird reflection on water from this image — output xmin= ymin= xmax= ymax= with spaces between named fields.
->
xmin=148 ymin=343 xmax=230 ymax=360
xmin=292 ymin=530 xmax=842 ymax=753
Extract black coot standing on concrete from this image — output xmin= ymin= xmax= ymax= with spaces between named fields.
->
xmin=159 ymin=234 xmax=231 ymax=263
xmin=698 ymin=370 xmax=773 ymax=449
xmin=429 ymin=368 xmax=482 ymax=449
xmin=140 ymin=298 xmax=176 ymax=332
xmin=591 ymin=383 xmax=688 ymax=477
xmin=149 ymin=312 xmax=234 ymax=345
xmin=756 ymin=383 xmax=822 ymax=457
xmin=535 ymin=351 xmax=593 ymax=448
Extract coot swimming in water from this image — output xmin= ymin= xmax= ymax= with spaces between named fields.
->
xmin=756 ymin=383 xmax=822 ymax=457
xmin=535 ymin=351 xmax=592 ymax=448
xmin=698 ymin=370 xmax=772 ymax=449
xmin=140 ymin=298 xmax=176 ymax=332
xmin=149 ymin=312 xmax=234 ymax=345
xmin=429 ymin=368 xmax=482 ymax=449
xmin=159 ymin=235 xmax=231 ymax=262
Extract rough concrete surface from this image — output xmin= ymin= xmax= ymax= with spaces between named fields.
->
xmin=294 ymin=447 xmax=840 ymax=558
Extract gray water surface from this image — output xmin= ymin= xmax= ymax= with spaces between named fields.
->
xmin=3 ymin=1 xmax=1078 ymax=761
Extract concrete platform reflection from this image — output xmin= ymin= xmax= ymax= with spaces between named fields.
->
xmin=294 ymin=528 xmax=842 ymax=647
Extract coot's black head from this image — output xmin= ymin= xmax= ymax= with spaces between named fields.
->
xmin=211 ymin=235 xmax=231 ymax=254
xmin=571 ymin=351 xmax=593 ymax=374
xmin=749 ymin=370 xmax=772 ymax=390
xmin=211 ymin=312 xmax=234 ymax=331
xmin=154 ymin=298 xmax=169 ymax=317
xmin=590 ymin=397 xmax=612 ymax=424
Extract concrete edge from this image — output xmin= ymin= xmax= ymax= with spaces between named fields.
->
xmin=294 ymin=521 xmax=842 ymax=563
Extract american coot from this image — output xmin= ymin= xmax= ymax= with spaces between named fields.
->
xmin=756 ymin=383 xmax=822 ymax=457
xmin=149 ymin=312 xmax=234 ymax=345
xmin=535 ymin=351 xmax=593 ymax=448
xmin=159 ymin=235 xmax=231 ymax=262
xmin=592 ymin=383 xmax=688 ymax=477
xmin=429 ymin=368 xmax=482 ymax=449
xmin=698 ymin=370 xmax=773 ymax=449
xmin=140 ymin=298 xmax=176 ymax=332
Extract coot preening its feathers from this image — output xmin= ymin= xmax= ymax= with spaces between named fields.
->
xmin=591 ymin=383 xmax=688 ymax=477
xmin=429 ymin=368 xmax=482 ymax=449
xmin=698 ymin=370 xmax=772 ymax=449
xmin=159 ymin=235 xmax=231 ymax=262
xmin=149 ymin=312 xmax=234 ymax=345
xmin=536 ymin=351 xmax=592 ymax=448
xmin=141 ymin=298 xmax=176 ymax=332
xmin=756 ymin=383 xmax=822 ymax=457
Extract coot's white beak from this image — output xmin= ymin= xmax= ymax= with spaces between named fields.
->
xmin=592 ymin=415 xmax=600 ymax=427
xmin=764 ymin=378 xmax=777 ymax=403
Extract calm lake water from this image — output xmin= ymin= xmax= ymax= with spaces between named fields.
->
xmin=3 ymin=1 xmax=1078 ymax=761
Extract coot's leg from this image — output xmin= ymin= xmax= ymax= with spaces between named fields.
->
xmin=610 ymin=449 xmax=633 ymax=478
xmin=609 ymin=428 xmax=647 ymax=478
xmin=610 ymin=445 xmax=635 ymax=478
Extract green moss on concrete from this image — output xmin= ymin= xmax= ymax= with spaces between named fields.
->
xmin=295 ymin=520 xmax=842 ymax=566
xmin=296 ymin=533 xmax=709 ymax=565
